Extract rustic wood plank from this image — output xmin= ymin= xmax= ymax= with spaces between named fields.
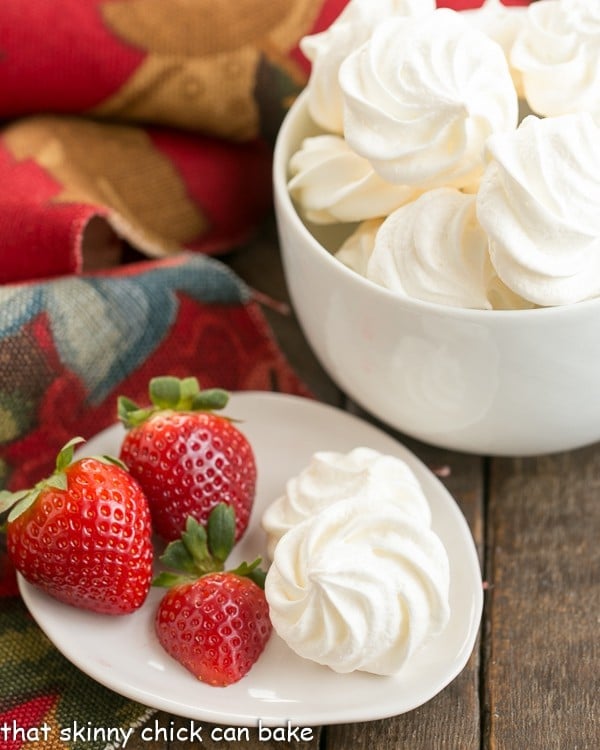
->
xmin=324 ymin=655 xmax=480 ymax=750
xmin=485 ymin=447 xmax=600 ymax=749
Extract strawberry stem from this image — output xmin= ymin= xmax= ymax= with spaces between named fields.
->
xmin=207 ymin=503 xmax=235 ymax=564
xmin=0 ymin=437 xmax=88 ymax=522
xmin=0 ymin=437 xmax=124 ymax=523
xmin=153 ymin=505 xmax=267 ymax=590
xmin=231 ymin=559 xmax=267 ymax=590
xmin=55 ymin=436 xmax=85 ymax=472
xmin=119 ymin=376 xmax=229 ymax=429
xmin=154 ymin=515 xmax=222 ymax=588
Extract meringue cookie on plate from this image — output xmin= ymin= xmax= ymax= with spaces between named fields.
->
xmin=261 ymin=446 xmax=431 ymax=560
xmin=265 ymin=495 xmax=450 ymax=676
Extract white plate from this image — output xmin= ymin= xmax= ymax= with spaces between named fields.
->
xmin=18 ymin=392 xmax=482 ymax=727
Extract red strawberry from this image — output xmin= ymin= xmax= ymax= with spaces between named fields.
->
xmin=154 ymin=504 xmax=272 ymax=686
xmin=118 ymin=376 xmax=256 ymax=543
xmin=0 ymin=437 xmax=153 ymax=615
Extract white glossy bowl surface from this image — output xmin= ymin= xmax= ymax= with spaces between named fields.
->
xmin=273 ymin=92 xmax=600 ymax=456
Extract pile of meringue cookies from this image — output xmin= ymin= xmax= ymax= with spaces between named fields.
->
xmin=287 ymin=0 xmax=600 ymax=310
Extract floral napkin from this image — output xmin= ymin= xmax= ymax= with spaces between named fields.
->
xmin=0 ymin=0 xmax=350 ymax=284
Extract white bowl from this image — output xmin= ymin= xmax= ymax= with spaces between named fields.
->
xmin=273 ymin=92 xmax=600 ymax=457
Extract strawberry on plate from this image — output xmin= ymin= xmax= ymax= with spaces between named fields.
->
xmin=118 ymin=376 xmax=257 ymax=543
xmin=154 ymin=504 xmax=272 ymax=687
xmin=0 ymin=437 xmax=153 ymax=615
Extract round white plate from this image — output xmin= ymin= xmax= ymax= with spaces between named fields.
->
xmin=18 ymin=392 xmax=482 ymax=727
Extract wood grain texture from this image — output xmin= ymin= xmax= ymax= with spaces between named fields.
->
xmin=485 ymin=448 xmax=600 ymax=749
xmin=324 ymin=656 xmax=480 ymax=750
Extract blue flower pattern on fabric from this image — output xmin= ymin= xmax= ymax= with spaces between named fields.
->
xmin=0 ymin=253 xmax=249 ymax=404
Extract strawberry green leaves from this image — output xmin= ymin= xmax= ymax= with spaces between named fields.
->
xmin=118 ymin=376 xmax=229 ymax=429
xmin=0 ymin=437 xmax=128 ymax=523
xmin=153 ymin=504 xmax=266 ymax=589
xmin=0 ymin=437 xmax=84 ymax=522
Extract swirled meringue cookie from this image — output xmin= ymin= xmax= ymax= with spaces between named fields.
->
xmin=335 ymin=219 xmax=383 ymax=276
xmin=462 ymin=0 xmax=528 ymax=96
xmin=339 ymin=9 xmax=518 ymax=190
xmin=300 ymin=0 xmax=436 ymax=133
xmin=476 ymin=113 xmax=600 ymax=307
xmin=511 ymin=0 xmax=600 ymax=121
xmin=366 ymin=189 xmax=531 ymax=310
xmin=261 ymin=447 xmax=431 ymax=560
xmin=288 ymin=135 xmax=418 ymax=224
xmin=265 ymin=496 xmax=450 ymax=675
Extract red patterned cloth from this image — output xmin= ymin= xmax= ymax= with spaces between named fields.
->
xmin=0 ymin=123 xmax=275 ymax=284
xmin=0 ymin=0 xmax=533 ymax=286
xmin=0 ymin=0 xmax=347 ymax=285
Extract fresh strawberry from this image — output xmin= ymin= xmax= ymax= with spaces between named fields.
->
xmin=154 ymin=504 xmax=272 ymax=686
xmin=0 ymin=437 xmax=153 ymax=615
xmin=118 ymin=376 xmax=256 ymax=543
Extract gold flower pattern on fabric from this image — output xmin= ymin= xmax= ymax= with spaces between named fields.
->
xmin=93 ymin=0 xmax=323 ymax=139
xmin=4 ymin=117 xmax=206 ymax=256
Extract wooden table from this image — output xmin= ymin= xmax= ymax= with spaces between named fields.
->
xmin=129 ymin=216 xmax=599 ymax=750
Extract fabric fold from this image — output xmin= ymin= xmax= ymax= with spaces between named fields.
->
xmin=0 ymin=118 xmax=276 ymax=284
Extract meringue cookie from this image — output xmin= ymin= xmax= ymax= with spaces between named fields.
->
xmin=288 ymin=135 xmax=418 ymax=224
xmin=300 ymin=0 xmax=436 ymax=133
xmin=339 ymin=9 xmax=518 ymax=190
xmin=462 ymin=0 xmax=528 ymax=96
xmin=265 ymin=496 xmax=450 ymax=675
xmin=511 ymin=0 xmax=600 ymax=121
xmin=476 ymin=113 xmax=600 ymax=307
xmin=261 ymin=447 xmax=431 ymax=560
xmin=366 ymin=188 xmax=530 ymax=310
xmin=335 ymin=219 xmax=383 ymax=276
